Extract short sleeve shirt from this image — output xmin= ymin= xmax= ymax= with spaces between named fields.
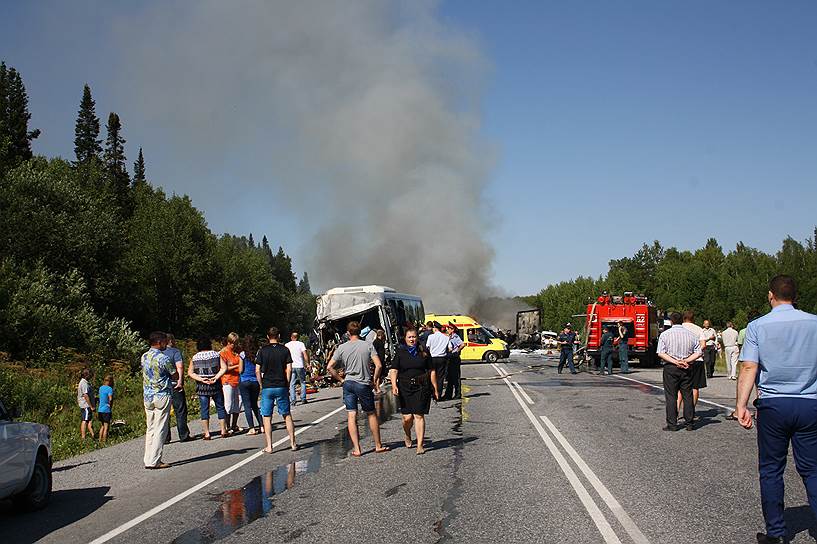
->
xmin=740 ymin=304 xmax=817 ymax=399
xmin=162 ymin=346 xmax=183 ymax=385
xmin=285 ymin=340 xmax=307 ymax=369
xmin=426 ymin=331 xmax=450 ymax=357
xmin=220 ymin=346 xmax=241 ymax=387
xmin=77 ymin=378 xmax=93 ymax=409
xmin=98 ymin=385 xmax=113 ymax=413
xmin=393 ymin=346 xmax=431 ymax=379
xmin=332 ymin=339 xmax=376 ymax=385
xmin=141 ymin=348 xmax=176 ymax=402
xmin=256 ymin=344 xmax=292 ymax=389
xmin=449 ymin=333 xmax=464 ymax=353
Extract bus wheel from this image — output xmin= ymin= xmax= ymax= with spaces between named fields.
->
xmin=484 ymin=351 xmax=498 ymax=363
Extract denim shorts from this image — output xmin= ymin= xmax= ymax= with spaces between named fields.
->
xmin=199 ymin=390 xmax=226 ymax=420
xmin=343 ymin=381 xmax=375 ymax=413
xmin=260 ymin=387 xmax=290 ymax=417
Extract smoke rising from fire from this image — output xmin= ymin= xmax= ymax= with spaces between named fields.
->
xmin=120 ymin=1 xmax=496 ymax=312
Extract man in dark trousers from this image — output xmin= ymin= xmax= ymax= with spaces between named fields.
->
xmin=736 ymin=275 xmax=817 ymax=544
xmin=557 ymin=325 xmax=578 ymax=374
xmin=163 ymin=333 xmax=191 ymax=443
xmin=656 ymin=312 xmax=702 ymax=431
xmin=598 ymin=325 xmax=616 ymax=375
xmin=617 ymin=321 xmax=631 ymax=374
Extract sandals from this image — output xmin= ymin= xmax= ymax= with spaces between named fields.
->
xmin=375 ymin=446 xmax=390 ymax=454
xmin=203 ymin=435 xmax=212 ymax=441
xmin=247 ymin=428 xmax=259 ymax=436
xmin=351 ymin=451 xmax=363 ymax=458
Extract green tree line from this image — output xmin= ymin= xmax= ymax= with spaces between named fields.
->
xmin=0 ymin=62 xmax=315 ymax=364
xmin=525 ymin=236 xmax=817 ymax=333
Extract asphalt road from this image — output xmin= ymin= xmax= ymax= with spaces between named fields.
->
xmin=2 ymin=353 xmax=816 ymax=543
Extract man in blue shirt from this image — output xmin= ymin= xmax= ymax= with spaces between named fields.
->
xmin=736 ymin=275 xmax=817 ymax=544
xmin=163 ymin=333 xmax=191 ymax=443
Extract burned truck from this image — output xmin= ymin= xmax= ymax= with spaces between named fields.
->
xmin=515 ymin=308 xmax=541 ymax=347
xmin=313 ymin=285 xmax=425 ymax=367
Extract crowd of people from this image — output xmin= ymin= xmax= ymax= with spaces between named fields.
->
xmin=76 ymin=317 xmax=466 ymax=467
xmin=655 ymin=275 xmax=817 ymax=544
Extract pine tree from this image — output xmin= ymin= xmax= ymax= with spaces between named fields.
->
xmin=298 ymin=272 xmax=311 ymax=294
xmin=5 ymin=68 xmax=39 ymax=163
xmin=104 ymin=112 xmax=130 ymax=195
xmin=74 ymin=84 xmax=101 ymax=164
xmin=0 ymin=63 xmax=9 ymax=170
xmin=248 ymin=233 xmax=255 ymax=248
xmin=0 ymin=63 xmax=39 ymax=171
xmin=133 ymin=147 xmax=146 ymax=185
xmin=272 ymin=246 xmax=297 ymax=292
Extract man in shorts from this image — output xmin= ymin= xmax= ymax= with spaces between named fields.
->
xmin=327 ymin=321 xmax=389 ymax=457
xmin=77 ymin=367 xmax=95 ymax=440
xmin=256 ymin=327 xmax=297 ymax=453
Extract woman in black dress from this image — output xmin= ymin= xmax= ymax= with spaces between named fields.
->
xmin=389 ymin=327 xmax=439 ymax=454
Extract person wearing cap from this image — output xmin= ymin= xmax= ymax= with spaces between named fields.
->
xmin=599 ymin=325 xmax=616 ymax=375
xmin=735 ymin=275 xmax=817 ymax=544
xmin=425 ymin=321 xmax=450 ymax=395
xmin=556 ymin=325 xmax=578 ymax=374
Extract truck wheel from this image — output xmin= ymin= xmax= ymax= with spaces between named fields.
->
xmin=13 ymin=452 xmax=51 ymax=511
xmin=484 ymin=351 xmax=498 ymax=363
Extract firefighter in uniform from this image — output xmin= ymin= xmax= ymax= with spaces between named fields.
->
xmin=599 ymin=325 xmax=616 ymax=375
xmin=557 ymin=324 xmax=578 ymax=374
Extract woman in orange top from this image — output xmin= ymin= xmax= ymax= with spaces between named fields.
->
xmin=220 ymin=332 xmax=243 ymax=435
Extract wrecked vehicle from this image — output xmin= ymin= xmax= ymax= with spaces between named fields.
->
xmin=515 ymin=309 xmax=541 ymax=347
xmin=313 ymin=285 xmax=425 ymax=368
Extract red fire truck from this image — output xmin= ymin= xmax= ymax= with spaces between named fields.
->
xmin=581 ymin=292 xmax=659 ymax=368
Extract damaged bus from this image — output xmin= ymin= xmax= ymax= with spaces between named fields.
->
xmin=313 ymin=285 xmax=424 ymax=366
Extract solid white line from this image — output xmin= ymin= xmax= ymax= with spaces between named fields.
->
xmin=609 ymin=373 xmax=735 ymax=412
xmin=512 ymin=381 xmax=534 ymax=405
xmin=495 ymin=367 xmax=622 ymax=544
xmin=89 ymin=404 xmax=347 ymax=544
xmin=540 ymin=415 xmax=650 ymax=544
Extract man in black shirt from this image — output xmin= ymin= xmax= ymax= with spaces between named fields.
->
xmin=256 ymin=327 xmax=297 ymax=453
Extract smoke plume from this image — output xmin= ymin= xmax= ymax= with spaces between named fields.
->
xmin=119 ymin=1 xmax=494 ymax=312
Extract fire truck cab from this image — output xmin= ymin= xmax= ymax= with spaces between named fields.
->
xmin=584 ymin=292 xmax=659 ymax=367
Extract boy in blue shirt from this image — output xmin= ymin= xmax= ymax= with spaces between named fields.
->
xmin=97 ymin=374 xmax=114 ymax=444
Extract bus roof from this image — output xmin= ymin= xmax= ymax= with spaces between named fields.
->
xmin=324 ymin=285 xmax=396 ymax=294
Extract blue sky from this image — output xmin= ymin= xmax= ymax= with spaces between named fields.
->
xmin=3 ymin=1 xmax=816 ymax=295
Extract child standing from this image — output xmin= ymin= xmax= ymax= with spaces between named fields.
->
xmin=97 ymin=375 xmax=114 ymax=443
xmin=77 ymin=367 xmax=95 ymax=439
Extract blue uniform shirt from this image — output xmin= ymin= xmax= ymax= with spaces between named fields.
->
xmin=741 ymin=304 xmax=817 ymax=400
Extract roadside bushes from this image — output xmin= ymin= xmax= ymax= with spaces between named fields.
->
xmin=0 ymin=258 xmax=144 ymax=364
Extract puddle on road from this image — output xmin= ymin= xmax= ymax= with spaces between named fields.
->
xmin=172 ymin=392 xmax=399 ymax=544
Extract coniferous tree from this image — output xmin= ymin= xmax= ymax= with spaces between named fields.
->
xmin=4 ymin=67 xmax=39 ymax=163
xmin=0 ymin=62 xmax=9 ymax=169
xmin=73 ymin=84 xmax=101 ymax=164
xmin=298 ymin=272 xmax=311 ymax=294
xmin=133 ymin=147 xmax=146 ymax=185
xmin=248 ymin=233 xmax=255 ymax=248
xmin=104 ymin=112 xmax=130 ymax=194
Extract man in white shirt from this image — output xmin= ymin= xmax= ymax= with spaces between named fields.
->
xmin=721 ymin=322 xmax=740 ymax=380
xmin=286 ymin=332 xmax=310 ymax=405
xmin=700 ymin=319 xmax=718 ymax=378
xmin=680 ymin=311 xmax=706 ymax=416
xmin=426 ymin=321 xmax=450 ymax=397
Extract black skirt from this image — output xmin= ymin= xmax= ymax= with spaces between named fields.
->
xmin=397 ymin=376 xmax=431 ymax=415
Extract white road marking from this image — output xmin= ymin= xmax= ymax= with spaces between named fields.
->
xmin=540 ymin=415 xmax=650 ymax=544
xmin=89 ymin=404 xmax=347 ymax=544
xmin=495 ymin=364 xmax=508 ymax=377
xmin=512 ymin=381 xmax=534 ymax=404
xmin=492 ymin=363 xmax=622 ymax=544
xmin=609 ymin=373 xmax=735 ymax=412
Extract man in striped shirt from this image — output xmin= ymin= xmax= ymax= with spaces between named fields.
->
xmin=657 ymin=312 xmax=703 ymax=431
